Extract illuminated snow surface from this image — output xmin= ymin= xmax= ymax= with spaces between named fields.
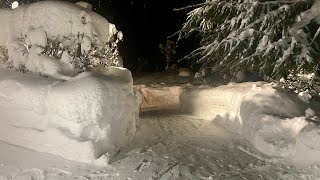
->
xmin=0 ymin=71 xmax=320 ymax=179
xmin=0 ymin=0 xmax=320 ymax=179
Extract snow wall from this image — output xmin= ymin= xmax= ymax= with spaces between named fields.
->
xmin=0 ymin=68 xmax=140 ymax=166
xmin=181 ymin=82 xmax=320 ymax=165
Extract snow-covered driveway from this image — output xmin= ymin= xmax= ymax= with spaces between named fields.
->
xmin=1 ymin=110 xmax=319 ymax=180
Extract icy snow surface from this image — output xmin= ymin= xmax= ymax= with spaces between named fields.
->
xmin=0 ymin=69 xmax=139 ymax=165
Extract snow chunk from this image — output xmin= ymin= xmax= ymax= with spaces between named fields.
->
xmin=11 ymin=1 xmax=19 ymax=9
xmin=0 ymin=69 xmax=139 ymax=165
xmin=81 ymin=35 xmax=92 ymax=54
xmin=26 ymin=46 xmax=70 ymax=81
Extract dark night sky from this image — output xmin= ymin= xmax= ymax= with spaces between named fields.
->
xmin=89 ymin=0 xmax=203 ymax=71
xmin=1 ymin=0 xmax=203 ymax=71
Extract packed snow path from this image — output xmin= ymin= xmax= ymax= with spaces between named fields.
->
xmin=1 ymin=110 xmax=319 ymax=180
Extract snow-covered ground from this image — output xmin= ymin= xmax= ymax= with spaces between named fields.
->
xmin=1 ymin=71 xmax=320 ymax=179
xmin=1 ymin=1 xmax=320 ymax=179
xmin=1 ymin=110 xmax=320 ymax=179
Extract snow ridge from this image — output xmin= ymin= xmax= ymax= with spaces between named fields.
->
xmin=181 ymin=82 xmax=320 ymax=165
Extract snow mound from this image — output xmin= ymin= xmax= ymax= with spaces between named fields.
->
xmin=0 ymin=69 xmax=139 ymax=165
xmin=0 ymin=1 xmax=114 ymax=44
xmin=76 ymin=1 xmax=93 ymax=10
xmin=181 ymin=82 xmax=320 ymax=165
xmin=0 ymin=1 xmax=122 ymax=80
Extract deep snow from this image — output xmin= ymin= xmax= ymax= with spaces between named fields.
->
xmin=0 ymin=69 xmax=139 ymax=165
xmin=0 ymin=0 xmax=320 ymax=179
xmin=1 ymin=111 xmax=320 ymax=179
xmin=1 ymin=70 xmax=320 ymax=179
xmin=180 ymin=82 xmax=320 ymax=165
xmin=0 ymin=0 xmax=121 ymax=80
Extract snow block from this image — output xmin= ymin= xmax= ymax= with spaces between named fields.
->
xmin=134 ymin=85 xmax=183 ymax=112
xmin=180 ymin=82 xmax=320 ymax=165
xmin=0 ymin=69 xmax=139 ymax=165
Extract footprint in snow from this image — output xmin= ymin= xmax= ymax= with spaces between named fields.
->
xmin=134 ymin=159 xmax=151 ymax=172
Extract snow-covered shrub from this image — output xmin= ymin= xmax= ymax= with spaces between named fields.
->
xmin=278 ymin=70 xmax=320 ymax=98
xmin=40 ymin=32 xmax=123 ymax=74
xmin=0 ymin=46 xmax=8 ymax=66
xmin=0 ymin=1 xmax=123 ymax=80
xmin=177 ymin=0 xmax=320 ymax=85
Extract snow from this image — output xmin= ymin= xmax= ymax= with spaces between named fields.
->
xmin=1 ymin=109 xmax=320 ymax=179
xmin=81 ymin=35 xmax=92 ymax=54
xmin=11 ymin=1 xmax=19 ymax=9
xmin=295 ymin=124 xmax=320 ymax=165
xmin=0 ymin=0 xmax=320 ymax=178
xmin=0 ymin=1 xmax=121 ymax=78
xmin=181 ymin=82 xmax=320 ymax=165
xmin=25 ymin=28 xmax=47 ymax=47
xmin=26 ymin=46 xmax=71 ymax=80
xmin=135 ymin=85 xmax=183 ymax=111
xmin=0 ymin=71 xmax=320 ymax=178
xmin=0 ymin=69 xmax=139 ymax=165
xmin=76 ymin=1 xmax=93 ymax=10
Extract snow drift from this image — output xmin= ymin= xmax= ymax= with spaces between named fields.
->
xmin=0 ymin=69 xmax=140 ymax=165
xmin=181 ymin=82 xmax=320 ymax=165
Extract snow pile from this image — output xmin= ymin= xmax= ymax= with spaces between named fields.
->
xmin=181 ymin=82 xmax=320 ymax=165
xmin=0 ymin=68 xmax=140 ymax=165
xmin=0 ymin=1 xmax=122 ymax=80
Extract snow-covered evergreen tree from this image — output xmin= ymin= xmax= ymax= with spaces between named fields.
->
xmin=177 ymin=0 xmax=320 ymax=81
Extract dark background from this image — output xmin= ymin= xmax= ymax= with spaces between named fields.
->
xmin=89 ymin=0 xmax=202 ymax=72
xmin=1 ymin=0 xmax=203 ymax=72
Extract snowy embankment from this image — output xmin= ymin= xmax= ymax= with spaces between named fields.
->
xmin=181 ymin=82 xmax=320 ymax=165
xmin=0 ymin=69 xmax=139 ymax=166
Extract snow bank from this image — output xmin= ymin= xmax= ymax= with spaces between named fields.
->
xmin=0 ymin=68 xmax=139 ymax=165
xmin=181 ymin=82 xmax=320 ymax=165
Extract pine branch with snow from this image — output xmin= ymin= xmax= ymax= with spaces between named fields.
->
xmin=177 ymin=0 xmax=320 ymax=80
